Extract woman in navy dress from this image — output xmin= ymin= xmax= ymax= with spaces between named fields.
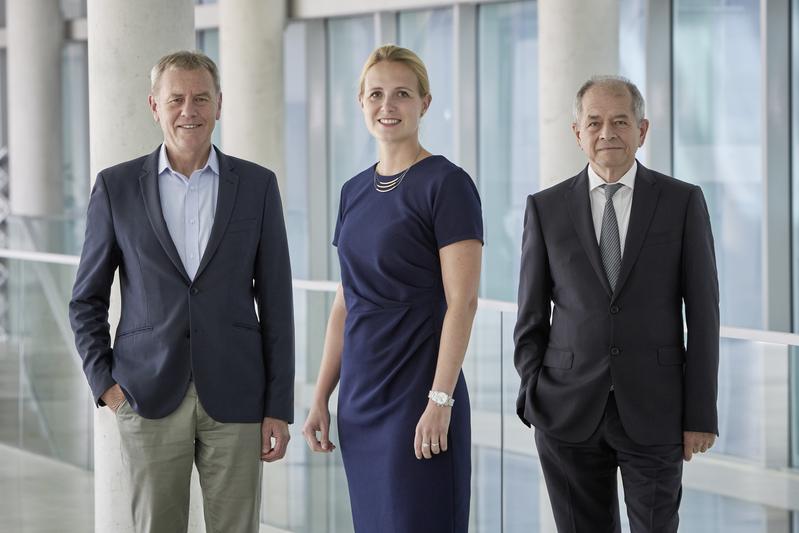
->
xmin=302 ymin=45 xmax=483 ymax=533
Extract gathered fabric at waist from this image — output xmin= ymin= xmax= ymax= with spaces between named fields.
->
xmin=344 ymin=290 xmax=443 ymax=316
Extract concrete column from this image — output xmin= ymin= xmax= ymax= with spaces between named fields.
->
xmin=7 ymin=0 xmax=63 ymax=217
xmin=87 ymin=0 xmax=195 ymax=177
xmin=219 ymin=0 xmax=286 ymax=196
xmin=86 ymin=2 xmax=197 ymax=531
xmin=538 ymin=0 xmax=619 ymax=188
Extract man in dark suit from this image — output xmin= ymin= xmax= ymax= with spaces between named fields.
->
xmin=69 ymin=51 xmax=294 ymax=533
xmin=514 ymin=75 xmax=719 ymax=533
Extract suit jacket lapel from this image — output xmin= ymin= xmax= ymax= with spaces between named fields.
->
xmin=612 ymin=163 xmax=660 ymax=302
xmin=566 ymin=168 xmax=613 ymax=298
xmin=194 ymin=147 xmax=238 ymax=280
xmin=138 ymin=148 xmax=191 ymax=284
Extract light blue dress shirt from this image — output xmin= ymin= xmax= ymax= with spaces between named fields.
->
xmin=158 ymin=144 xmax=219 ymax=280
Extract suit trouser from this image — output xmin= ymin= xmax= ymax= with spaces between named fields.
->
xmin=535 ymin=392 xmax=683 ymax=533
xmin=115 ymin=383 xmax=262 ymax=533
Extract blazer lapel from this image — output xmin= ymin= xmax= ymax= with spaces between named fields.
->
xmin=612 ymin=163 xmax=660 ymax=302
xmin=138 ymin=148 xmax=191 ymax=284
xmin=566 ymin=168 xmax=613 ymax=298
xmin=194 ymin=147 xmax=238 ymax=281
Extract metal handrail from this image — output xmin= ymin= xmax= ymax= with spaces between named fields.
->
xmin=2 ymin=247 xmax=799 ymax=348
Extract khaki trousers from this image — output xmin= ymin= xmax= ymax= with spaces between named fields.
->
xmin=115 ymin=383 xmax=262 ymax=533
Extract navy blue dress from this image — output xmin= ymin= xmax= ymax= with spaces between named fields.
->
xmin=333 ymin=155 xmax=483 ymax=533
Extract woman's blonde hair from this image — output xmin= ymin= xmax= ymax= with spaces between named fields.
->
xmin=358 ymin=44 xmax=431 ymax=99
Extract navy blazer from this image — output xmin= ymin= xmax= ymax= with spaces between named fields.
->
xmin=69 ymin=146 xmax=295 ymax=423
xmin=513 ymin=163 xmax=719 ymax=445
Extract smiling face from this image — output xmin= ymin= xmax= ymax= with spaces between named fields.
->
xmin=359 ymin=60 xmax=431 ymax=146
xmin=572 ymin=83 xmax=649 ymax=182
xmin=148 ymin=67 xmax=221 ymax=159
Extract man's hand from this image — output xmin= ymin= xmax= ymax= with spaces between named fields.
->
xmin=261 ymin=417 xmax=290 ymax=463
xmin=101 ymin=384 xmax=126 ymax=413
xmin=683 ymin=431 xmax=716 ymax=461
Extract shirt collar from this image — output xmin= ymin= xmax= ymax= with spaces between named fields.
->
xmin=158 ymin=144 xmax=219 ymax=177
xmin=588 ymin=160 xmax=637 ymax=192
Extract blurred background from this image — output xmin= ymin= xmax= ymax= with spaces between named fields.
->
xmin=0 ymin=0 xmax=797 ymax=531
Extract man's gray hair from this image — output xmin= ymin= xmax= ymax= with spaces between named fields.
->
xmin=573 ymin=75 xmax=645 ymax=124
xmin=150 ymin=50 xmax=221 ymax=94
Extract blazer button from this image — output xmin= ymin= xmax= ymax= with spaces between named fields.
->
xmin=610 ymin=305 xmax=620 ymax=314
xmin=185 ymin=330 xmax=190 ymax=338
xmin=610 ymin=346 xmax=621 ymax=356
xmin=190 ymin=287 xmax=199 ymax=295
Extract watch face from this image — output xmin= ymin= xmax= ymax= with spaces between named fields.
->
xmin=432 ymin=392 xmax=445 ymax=403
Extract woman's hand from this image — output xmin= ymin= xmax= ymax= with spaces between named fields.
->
xmin=302 ymin=402 xmax=336 ymax=453
xmin=414 ymin=401 xmax=452 ymax=459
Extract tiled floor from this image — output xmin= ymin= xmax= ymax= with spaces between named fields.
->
xmin=0 ymin=443 xmax=93 ymax=533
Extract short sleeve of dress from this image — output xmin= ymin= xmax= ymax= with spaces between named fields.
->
xmin=432 ymin=169 xmax=484 ymax=249
xmin=333 ymin=184 xmax=346 ymax=247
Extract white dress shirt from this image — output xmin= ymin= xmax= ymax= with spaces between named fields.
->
xmin=158 ymin=144 xmax=219 ymax=280
xmin=588 ymin=161 xmax=637 ymax=257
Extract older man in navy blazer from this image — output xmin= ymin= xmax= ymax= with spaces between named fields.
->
xmin=70 ymin=51 xmax=294 ymax=533
xmin=514 ymin=76 xmax=719 ymax=533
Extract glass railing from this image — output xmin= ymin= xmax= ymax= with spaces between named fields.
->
xmin=0 ymin=254 xmax=91 ymax=471
xmin=262 ymin=285 xmax=799 ymax=533
xmin=1 ymin=250 xmax=798 ymax=532
xmin=5 ymin=213 xmax=86 ymax=256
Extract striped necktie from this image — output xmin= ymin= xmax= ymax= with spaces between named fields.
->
xmin=600 ymin=183 xmax=623 ymax=291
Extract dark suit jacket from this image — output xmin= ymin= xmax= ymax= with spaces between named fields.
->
xmin=514 ymin=163 xmax=719 ymax=445
xmin=69 ymin=146 xmax=294 ymax=423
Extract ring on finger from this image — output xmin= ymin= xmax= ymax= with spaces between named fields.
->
xmin=431 ymin=443 xmax=440 ymax=448
xmin=422 ymin=442 xmax=430 ymax=448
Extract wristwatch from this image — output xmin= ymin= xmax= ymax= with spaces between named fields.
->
xmin=428 ymin=390 xmax=455 ymax=407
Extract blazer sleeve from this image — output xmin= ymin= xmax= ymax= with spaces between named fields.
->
xmin=681 ymin=185 xmax=720 ymax=434
xmin=513 ymin=194 xmax=552 ymax=427
xmin=254 ymin=173 xmax=295 ymax=423
xmin=69 ymin=173 xmax=121 ymax=406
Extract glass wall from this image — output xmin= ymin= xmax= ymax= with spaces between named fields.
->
xmin=196 ymin=29 xmax=222 ymax=148
xmin=619 ymin=0 xmax=648 ymax=93
xmin=672 ymin=9 xmax=768 ymax=515
xmin=60 ymin=0 xmax=86 ymax=19
xmin=398 ymin=8 xmax=455 ymax=161
xmin=0 ymin=48 xmax=6 ymax=294
xmin=196 ymin=29 xmax=220 ymax=65
xmin=792 ymin=0 xmax=799 ymax=472
xmin=619 ymin=0 xmax=648 ymax=164
xmin=61 ymin=42 xmax=89 ymax=256
xmin=326 ymin=16 xmax=375 ymax=278
xmin=673 ymin=0 xmax=762 ymax=330
xmin=673 ymin=0 xmax=797 ymax=529
xmin=477 ymin=0 xmax=537 ymax=301
xmin=284 ymin=22 xmax=310 ymax=279
xmin=0 ymin=51 xmax=6 ymax=149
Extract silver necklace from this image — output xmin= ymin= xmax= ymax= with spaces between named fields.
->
xmin=373 ymin=147 xmax=423 ymax=193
